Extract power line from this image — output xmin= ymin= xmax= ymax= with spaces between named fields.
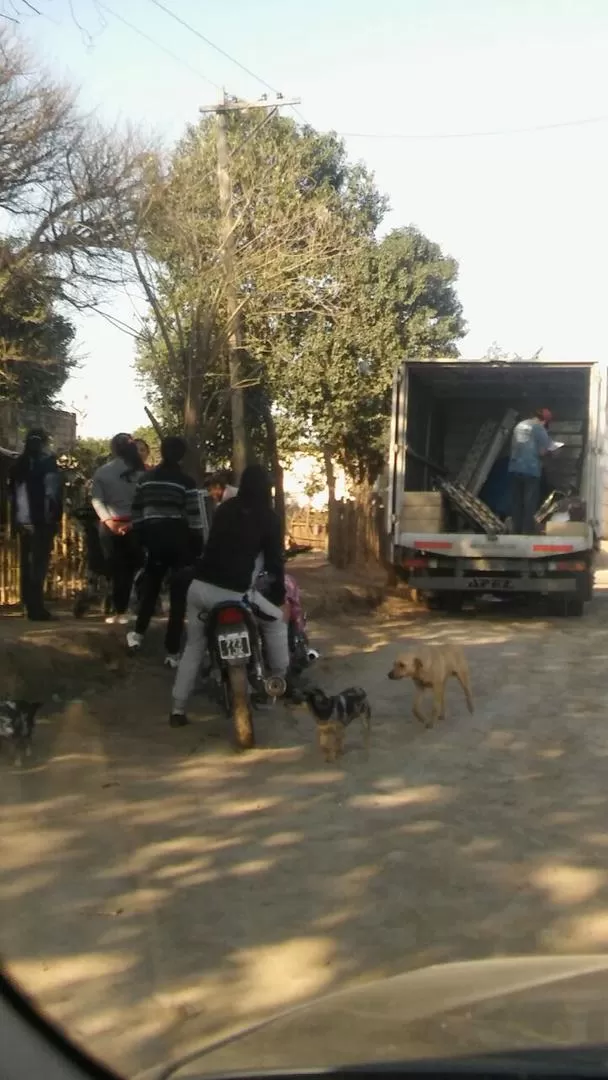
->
xmin=97 ymin=1 xmax=223 ymax=93
xmin=89 ymin=2 xmax=608 ymax=146
xmin=339 ymin=113 xmax=608 ymax=141
xmin=144 ymin=0 xmax=282 ymax=96
xmin=290 ymin=105 xmax=312 ymax=128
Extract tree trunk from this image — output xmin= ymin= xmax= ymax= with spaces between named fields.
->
xmin=324 ymin=447 xmax=337 ymax=564
xmin=323 ymin=446 xmax=336 ymax=502
xmin=353 ymin=479 xmax=374 ymax=566
xmin=263 ymin=396 xmax=286 ymax=542
xmin=182 ymin=332 xmax=206 ymax=486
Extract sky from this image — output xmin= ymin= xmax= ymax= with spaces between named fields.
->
xmin=16 ymin=0 xmax=608 ymax=435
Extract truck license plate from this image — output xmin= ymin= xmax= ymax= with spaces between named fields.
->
xmin=467 ymin=577 xmax=514 ymax=590
xmin=218 ymin=632 xmax=251 ymax=660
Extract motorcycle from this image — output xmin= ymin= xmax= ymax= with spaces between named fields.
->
xmin=202 ymin=553 xmax=318 ymax=750
xmin=259 ymin=568 xmax=319 ymax=675
xmin=203 ymin=598 xmax=287 ymax=751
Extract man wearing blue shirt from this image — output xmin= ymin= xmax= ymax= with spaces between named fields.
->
xmin=508 ymin=408 xmax=553 ymax=534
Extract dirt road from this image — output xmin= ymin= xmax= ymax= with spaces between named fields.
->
xmin=2 ymin=582 xmax=608 ymax=1075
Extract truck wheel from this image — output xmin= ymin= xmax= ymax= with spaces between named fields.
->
xmin=583 ymin=568 xmax=594 ymax=603
xmin=550 ymin=593 xmax=585 ymax=617
xmin=564 ymin=596 xmax=585 ymax=617
xmin=227 ymin=666 xmax=255 ymax=750
xmin=438 ymin=593 xmax=465 ymax=614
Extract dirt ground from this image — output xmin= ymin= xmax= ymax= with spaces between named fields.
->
xmin=3 ymin=562 xmax=608 ymax=1076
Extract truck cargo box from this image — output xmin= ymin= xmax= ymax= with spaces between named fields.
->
xmin=387 ymin=358 xmax=604 ymax=551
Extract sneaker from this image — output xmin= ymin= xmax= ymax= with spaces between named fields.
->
xmin=127 ymin=631 xmax=143 ymax=651
xmin=105 ymin=615 xmax=117 ymax=625
xmin=115 ymin=614 xmax=130 ymax=626
xmin=164 ymin=654 xmax=180 ymax=670
xmin=169 ymin=712 xmax=189 ymax=728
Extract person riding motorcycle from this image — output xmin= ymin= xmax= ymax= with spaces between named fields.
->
xmin=169 ymin=464 xmax=290 ymax=727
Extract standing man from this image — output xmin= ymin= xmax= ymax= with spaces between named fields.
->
xmin=127 ymin=436 xmax=204 ymax=668
xmin=508 ymin=408 xmax=553 ymax=534
xmin=9 ymin=429 xmax=62 ymax=621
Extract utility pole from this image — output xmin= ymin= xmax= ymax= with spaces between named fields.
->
xmin=201 ymin=93 xmax=300 ymax=482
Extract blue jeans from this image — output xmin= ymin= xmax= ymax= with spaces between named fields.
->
xmin=510 ymin=473 xmax=540 ymax=534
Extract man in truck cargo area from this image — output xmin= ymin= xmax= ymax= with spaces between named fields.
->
xmin=508 ymin=407 xmax=553 ymax=534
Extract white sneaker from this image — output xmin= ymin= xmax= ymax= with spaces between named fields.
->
xmin=127 ymin=631 xmax=143 ymax=651
xmin=105 ymin=615 xmax=116 ymax=625
xmin=116 ymin=614 xmax=130 ymax=626
xmin=164 ymin=654 xmax=180 ymax=670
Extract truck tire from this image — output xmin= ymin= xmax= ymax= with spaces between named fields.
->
xmin=550 ymin=592 xmax=585 ymax=617
xmin=583 ymin=568 xmax=594 ymax=603
xmin=564 ymin=596 xmax=585 ymax=617
xmin=437 ymin=593 xmax=465 ymax=614
xmin=227 ymin=665 xmax=255 ymax=750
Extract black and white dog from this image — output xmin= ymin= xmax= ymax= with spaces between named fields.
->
xmin=0 ymin=700 xmax=42 ymax=766
xmin=304 ymin=686 xmax=371 ymax=762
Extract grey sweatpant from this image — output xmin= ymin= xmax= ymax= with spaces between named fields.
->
xmin=172 ymin=579 xmax=289 ymax=713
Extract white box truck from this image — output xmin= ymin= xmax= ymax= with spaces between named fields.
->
xmin=386 ymin=358 xmax=604 ymax=616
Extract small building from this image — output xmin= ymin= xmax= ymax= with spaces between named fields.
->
xmin=0 ymin=402 xmax=77 ymax=454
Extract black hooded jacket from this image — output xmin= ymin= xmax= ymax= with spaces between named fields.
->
xmin=193 ymin=496 xmax=285 ymax=606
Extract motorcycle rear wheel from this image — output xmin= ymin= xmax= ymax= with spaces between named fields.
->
xmin=227 ymin=665 xmax=255 ymax=750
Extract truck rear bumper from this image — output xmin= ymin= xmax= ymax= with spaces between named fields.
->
xmin=410 ymin=575 xmax=577 ymax=594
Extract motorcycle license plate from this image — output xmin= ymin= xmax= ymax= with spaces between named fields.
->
xmin=466 ymin=577 xmax=515 ymax=590
xmin=218 ymin=631 xmax=251 ymax=660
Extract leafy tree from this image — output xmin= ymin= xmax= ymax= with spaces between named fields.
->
xmin=0 ymin=249 xmax=76 ymax=408
xmin=266 ymin=226 xmax=466 ymax=492
xmin=71 ymin=436 xmax=110 ymax=479
xmin=131 ymin=113 xmax=375 ymax=483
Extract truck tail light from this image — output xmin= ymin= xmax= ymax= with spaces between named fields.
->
xmin=548 ymin=560 xmax=586 ymax=571
xmin=403 ymin=556 xmax=428 ymax=569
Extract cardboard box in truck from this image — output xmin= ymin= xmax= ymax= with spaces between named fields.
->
xmin=386 ymin=358 xmax=601 ymax=616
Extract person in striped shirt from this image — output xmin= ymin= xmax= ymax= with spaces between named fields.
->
xmin=127 ymin=436 xmax=204 ymax=667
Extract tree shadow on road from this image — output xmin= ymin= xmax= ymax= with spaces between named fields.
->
xmin=2 ymin=602 xmax=608 ymax=1075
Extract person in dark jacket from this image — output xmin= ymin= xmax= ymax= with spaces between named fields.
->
xmin=9 ymin=429 xmax=62 ymax=621
xmin=170 ymin=464 xmax=289 ymax=727
xmin=127 ymin=436 xmax=204 ymax=667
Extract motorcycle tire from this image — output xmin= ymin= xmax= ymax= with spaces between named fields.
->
xmin=227 ymin=665 xmax=255 ymax=751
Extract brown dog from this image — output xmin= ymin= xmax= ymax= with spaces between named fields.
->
xmin=387 ymin=644 xmax=473 ymax=727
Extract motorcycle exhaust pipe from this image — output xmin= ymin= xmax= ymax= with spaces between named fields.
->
xmin=264 ymin=674 xmax=287 ymax=699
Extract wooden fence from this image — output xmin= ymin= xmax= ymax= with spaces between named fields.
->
xmin=286 ymin=507 xmax=328 ymax=550
xmin=0 ymin=515 xmax=88 ymax=607
xmin=0 ymin=497 xmax=386 ymax=607
xmin=327 ymin=496 xmax=387 ymax=569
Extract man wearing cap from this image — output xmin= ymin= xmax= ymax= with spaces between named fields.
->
xmin=508 ymin=408 xmax=553 ymax=534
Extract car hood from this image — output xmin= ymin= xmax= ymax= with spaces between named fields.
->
xmin=138 ymin=955 xmax=608 ymax=1079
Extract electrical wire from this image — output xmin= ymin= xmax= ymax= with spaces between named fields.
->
xmin=96 ymin=0 xmax=223 ymax=93
xmin=338 ymin=113 xmax=608 ymax=141
xmin=144 ymin=0 xmax=282 ymax=96
xmin=90 ymin=1 xmax=608 ymax=145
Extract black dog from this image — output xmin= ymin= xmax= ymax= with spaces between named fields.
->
xmin=0 ymin=700 xmax=42 ymax=766
xmin=304 ymin=687 xmax=371 ymax=762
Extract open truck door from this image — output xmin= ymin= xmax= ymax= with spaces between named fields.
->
xmin=387 ymin=358 xmax=598 ymax=616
